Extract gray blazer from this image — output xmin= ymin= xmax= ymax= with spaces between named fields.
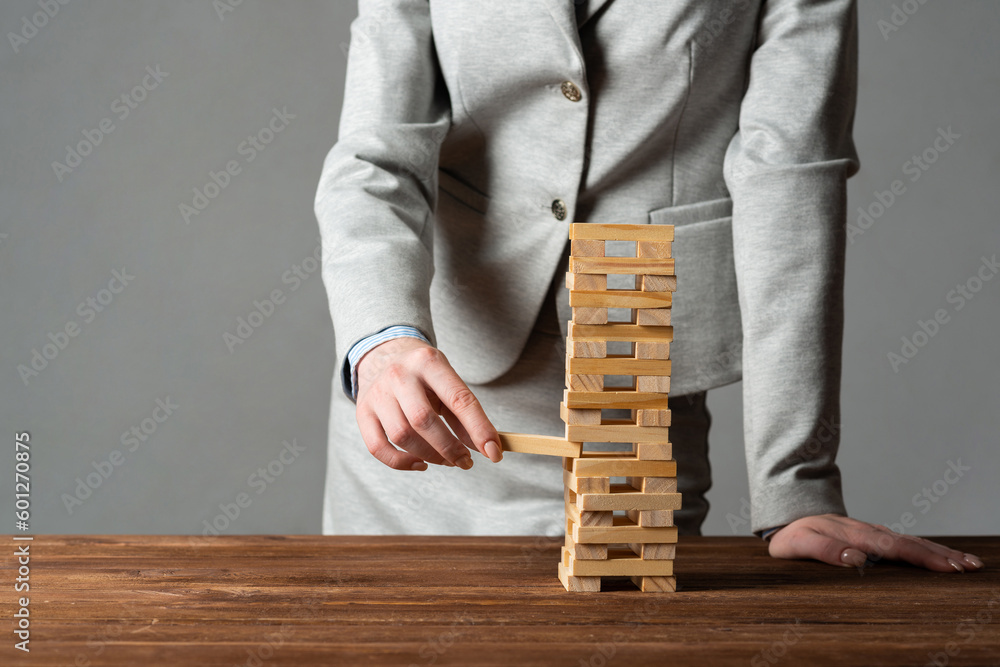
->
xmin=314 ymin=0 xmax=859 ymax=533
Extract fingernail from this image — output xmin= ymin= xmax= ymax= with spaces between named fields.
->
xmin=840 ymin=548 xmax=867 ymax=568
xmin=457 ymin=456 xmax=474 ymax=470
xmin=410 ymin=461 xmax=427 ymax=471
xmin=947 ymin=558 xmax=965 ymax=573
xmin=962 ymin=553 xmax=985 ymax=570
xmin=484 ymin=440 xmax=503 ymax=462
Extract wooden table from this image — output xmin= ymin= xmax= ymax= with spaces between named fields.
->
xmin=2 ymin=535 xmax=998 ymax=666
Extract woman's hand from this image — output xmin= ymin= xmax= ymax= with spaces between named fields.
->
xmin=355 ymin=337 xmax=503 ymax=471
xmin=768 ymin=513 xmax=986 ymax=573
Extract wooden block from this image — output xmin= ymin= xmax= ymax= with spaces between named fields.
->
xmin=579 ymin=449 xmax=645 ymax=458
xmin=558 ymin=560 xmax=601 ymax=592
xmin=562 ymin=456 xmax=574 ymax=472
xmin=566 ymin=373 xmax=604 ymax=391
xmin=570 ymin=256 xmax=675 ymax=276
xmin=628 ymin=575 xmax=677 ymax=592
xmin=571 ymin=239 xmax=605 ymax=257
xmin=562 ymin=546 xmax=674 ymax=577
xmin=566 ymin=272 xmax=607 ymax=291
xmin=573 ymin=456 xmax=677 ymax=478
xmin=626 ymin=476 xmax=678 ymax=493
xmin=573 ymin=516 xmax=678 ymax=544
xmin=563 ymin=467 xmax=610 ymax=494
xmin=626 ymin=542 xmax=677 ymax=560
xmin=569 ymin=340 xmax=607 ymax=358
xmin=567 ymin=356 xmax=672 ymax=376
xmin=565 ymin=517 xmax=609 ymax=560
xmin=569 ymin=290 xmax=672 ymax=309
xmin=565 ymin=423 xmax=671 ymax=444
xmin=637 ymin=376 xmax=671 ymax=392
xmin=497 ymin=432 xmax=582 ymax=457
xmin=637 ymin=240 xmax=672 ymax=259
xmin=635 ymin=442 xmax=673 ymax=460
xmin=570 ymin=223 xmax=674 ymax=242
xmin=576 ymin=484 xmax=682 ymax=511
xmin=634 ymin=308 xmax=671 ymax=326
xmin=565 ymin=390 xmax=669 ymax=410
xmin=637 ymin=274 xmax=677 ymax=292
xmin=560 ymin=402 xmax=601 ymax=426
xmin=634 ymin=341 xmax=670 ymax=360
xmin=635 ymin=543 xmax=677 ymax=560
xmin=564 ymin=490 xmax=614 ymax=527
xmin=636 ymin=409 xmax=671 ymax=426
xmin=568 ymin=323 xmax=673 ymax=343
xmin=572 ymin=307 xmax=608 ymax=324
xmin=627 ymin=508 xmax=675 ymax=527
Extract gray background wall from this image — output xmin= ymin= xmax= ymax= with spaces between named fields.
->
xmin=1 ymin=1 xmax=996 ymax=538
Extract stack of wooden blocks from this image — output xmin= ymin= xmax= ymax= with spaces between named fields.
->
xmin=497 ymin=222 xmax=678 ymax=592
xmin=558 ymin=222 xmax=678 ymax=592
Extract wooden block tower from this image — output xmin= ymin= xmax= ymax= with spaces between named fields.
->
xmin=498 ymin=222 xmax=678 ymax=592
xmin=558 ymin=222 xmax=678 ymax=592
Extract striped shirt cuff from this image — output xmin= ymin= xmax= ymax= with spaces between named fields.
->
xmin=760 ymin=526 xmax=785 ymax=542
xmin=343 ymin=326 xmax=431 ymax=401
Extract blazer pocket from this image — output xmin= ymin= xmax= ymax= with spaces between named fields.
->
xmin=648 ymin=196 xmax=733 ymax=227
xmin=438 ymin=168 xmax=490 ymax=216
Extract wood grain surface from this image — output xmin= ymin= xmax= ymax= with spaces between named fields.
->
xmin=2 ymin=535 xmax=998 ymax=666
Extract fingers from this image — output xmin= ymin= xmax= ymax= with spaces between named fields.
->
xmin=861 ymin=529 xmax=979 ymax=573
xmin=439 ymin=403 xmax=475 ymax=450
xmin=374 ymin=398 xmax=451 ymax=467
xmin=897 ymin=534 xmax=985 ymax=570
xmin=354 ymin=338 xmax=503 ymax=470
xmin=768 ymin=526 xmax=865 ymax=569
xmin=356 ymin=407 xmax=428 ymax=472
xmin=393 ymin=371 xmax=473 ymax=469
xmin=769 ymin=515 xmax=986 ymax=573
xmin=419 ymin=349 xmax=501 ymax=462
xmin=438 ymin=404 xmax=503 ymax=462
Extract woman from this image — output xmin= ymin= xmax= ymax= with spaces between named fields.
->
xmin=314 ymin=0 xmax=984 ymax=573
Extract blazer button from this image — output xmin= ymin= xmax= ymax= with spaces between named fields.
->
xmin=551 ymin=199 xmax=568 ymax=220
xmin=560 ymin=81 xmax=582 ymax=102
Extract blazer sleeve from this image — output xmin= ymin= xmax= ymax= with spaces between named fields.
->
xmin=314 ymin=0 xmax=450 ymax=377
xmin=722 ymin=0 xmax=861 ymax=535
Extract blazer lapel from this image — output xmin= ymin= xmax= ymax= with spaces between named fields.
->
xmin=574 ymin=0 xmax=614 ymax=29
xmin=540 ymin=0 xmax=585 ymax=64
